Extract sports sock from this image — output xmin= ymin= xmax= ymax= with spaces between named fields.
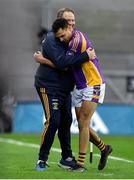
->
xmin=77 ymin=152 xmax=86 ymax=166
xmin=97 ymin=140 xmax=106 ymax=152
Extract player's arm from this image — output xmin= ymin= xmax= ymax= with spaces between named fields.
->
xmin=34 ymin=51 xmax=56 ymax=68
xmin=48 ymin=31 xmax=97 ymax=69
xmin=34 ymin=47 xmax=95 ymax=69
xmin=34 ymin=41 xmax=88 ymax=69
xmin=34 ymin=48 xmax=94 ymax=69
xmin=44 ymin=39 xmax=92 ymax=69
xmin=55 ymin=35 xmax=97 ymax=68
xmin=34 ymin=34 xmax=96 ymax=69
xmin=51 ymin=47 xmax=95 ymax=69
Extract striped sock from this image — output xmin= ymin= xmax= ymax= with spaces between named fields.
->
xmin=77 ymin=152 xmax=86 ymax=166
xmin=97 ymin=140 xmax=106 ymax=152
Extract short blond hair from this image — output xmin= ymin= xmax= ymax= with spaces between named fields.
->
xmin=56 ymin=8 xmax=75 ymax=18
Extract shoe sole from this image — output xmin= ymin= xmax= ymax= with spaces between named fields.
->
xmin=57 ymin=162 xmax=71 ymax=170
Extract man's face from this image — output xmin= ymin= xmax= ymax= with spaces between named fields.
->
xmin=62 ymin=11 xmax=75 ymax=30
xmin=55 ymin=27 xmax=72 ymax=43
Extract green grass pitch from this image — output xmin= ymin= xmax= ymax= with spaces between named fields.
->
xmin=0 ymin=133 xmax=134 ymax=179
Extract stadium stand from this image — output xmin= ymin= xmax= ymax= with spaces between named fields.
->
xmin=0 ymin=0 xmax=134 ymax=104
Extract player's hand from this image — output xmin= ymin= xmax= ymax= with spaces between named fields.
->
xmin=34 ymin=51 xmax=44 ymax=62
xmin=86 ymin=47 xmax=97 ymax=60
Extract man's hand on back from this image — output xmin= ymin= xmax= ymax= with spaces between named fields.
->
xmin=86 ymin=48 xmax=97 ymax=60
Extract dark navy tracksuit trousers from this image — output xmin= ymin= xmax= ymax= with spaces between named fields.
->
xmin=36 ymin=87 xmax=73 ymax=162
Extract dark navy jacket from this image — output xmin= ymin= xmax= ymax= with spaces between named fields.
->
xmin=35 ymin=32 xmax=89 ymax=93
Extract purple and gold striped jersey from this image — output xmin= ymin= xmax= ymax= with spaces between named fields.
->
xmin=67 ymin=29 xmax=105 ymax=89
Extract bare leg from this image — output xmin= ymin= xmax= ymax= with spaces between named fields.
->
xmin=75 ymin=102 xmax=112 ymax=170
xmin=90 ymin=127 xmax=101 ymax=145
xmin=78 ymin=101 xmax=97 ymax=154
xmin=76 ymin=101 xmax=97 ymax=166
xmin=76 ymin=106 xmax=106 ymax=150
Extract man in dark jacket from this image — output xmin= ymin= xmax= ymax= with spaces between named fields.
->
xmin=34 ymin=8 xmax=92 ymax=171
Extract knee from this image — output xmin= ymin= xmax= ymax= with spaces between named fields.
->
xmin=79 ymin=108 xmax=88 ymax=118
xmin=78 ymin=119 xmax=89 ymax=130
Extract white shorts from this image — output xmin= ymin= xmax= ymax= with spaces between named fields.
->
xmin=72 ymin=84 xmax=106 ymax=107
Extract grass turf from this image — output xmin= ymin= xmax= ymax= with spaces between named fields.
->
xmin=0 ymin=133 xmax=134 ymax=179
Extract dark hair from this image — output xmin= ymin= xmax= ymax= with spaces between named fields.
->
xmin=56 ymin=8 xmax=75 ymax=18
xmin=52 ymin=18 xmax=68 ymax=34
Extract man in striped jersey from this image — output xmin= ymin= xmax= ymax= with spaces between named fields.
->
xmin=51 ymin=18 xmax=112 ymax=172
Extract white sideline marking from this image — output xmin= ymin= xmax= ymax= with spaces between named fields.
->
xmin=0 ymin=137 xmax=134 ymax=164
xmin=94 ymin=154 xmax=134 ymax=164
xmin=0 ymin=137 xmax=61 ymax=153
